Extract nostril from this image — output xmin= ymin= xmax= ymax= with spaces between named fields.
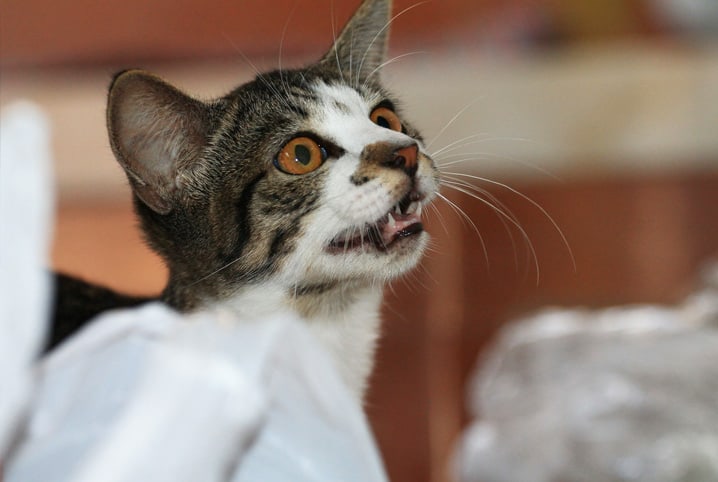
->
xmin=404 ymin=162 xmax=418 ymax=178
xmin=394 ymin=144 xmax=418 ymax=169
xmin=386 ymin=144 xmax=419 ymax=177
xmin=369 ymin=141 xmax=420 ymax=174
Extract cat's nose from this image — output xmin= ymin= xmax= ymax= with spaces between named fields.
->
xmin=384 ymin=143 xmax=418 ymax=177
xmin=361 ymin=141 xmax=420 ymax=177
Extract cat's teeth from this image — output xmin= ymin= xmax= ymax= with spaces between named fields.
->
xmin=394 ymin=204 xmax=402 ymax=214
xmin=415 ymin=203 xmax=422 ymax=218
xmin=407 ymin=202 xmax=419 ymax=215
xmin=387 ymin=212 xmax=397 ymax=228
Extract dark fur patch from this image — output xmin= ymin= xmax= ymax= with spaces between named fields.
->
xmin=292 ymin=282 xmax=339 ymax=297
xmin=333 ymin=100 xmax=351 ymax=113
xmin=48 ymin=273 xmax=151 ymax=351
xmin=226 ymin=172 xmax=267 ymax=265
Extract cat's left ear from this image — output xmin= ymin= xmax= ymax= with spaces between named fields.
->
xmin=320 ymin=0 xmax=391 ymax=83
xmin=107 ymin=70 xmax=212 ymax=215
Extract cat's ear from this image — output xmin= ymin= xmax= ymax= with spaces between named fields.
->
xmin=107 ymin=70 xmax=211 ymax=215
xmin=320 ymin=0 xmax=391 ymax=83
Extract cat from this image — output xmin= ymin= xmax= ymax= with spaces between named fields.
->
xmin=51 ymin=0 xmax=439 ymax=399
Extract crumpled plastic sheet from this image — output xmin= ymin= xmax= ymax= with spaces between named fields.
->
xmin=6 ymin=305 xmax=387 ymax=482
xmin=1 ymin=101 xmax=388 ymax=481
xmin=455 ymin=267 xmax=718 ymax=482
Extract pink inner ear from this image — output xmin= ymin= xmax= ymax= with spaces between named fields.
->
xmin=107 ymin=70 xmax=209 ymax=215
xmin=118 ymin=112 xmax=179 ymax=179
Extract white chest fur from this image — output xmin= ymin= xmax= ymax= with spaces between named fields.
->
xmin=216 ymin=282 xmax=384 ymax=400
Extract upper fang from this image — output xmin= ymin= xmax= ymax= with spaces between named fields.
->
xmin=387 ymin=212 xmax=397 ymax=227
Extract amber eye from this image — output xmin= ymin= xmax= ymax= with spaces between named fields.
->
xmin=370 ymin=106 xmax=402 ymax=132
xmin=274 ymin=136 xmax=327 ymax=175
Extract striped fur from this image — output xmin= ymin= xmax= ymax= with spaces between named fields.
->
xmin=101 ymin=0 xmax=439 ymax=396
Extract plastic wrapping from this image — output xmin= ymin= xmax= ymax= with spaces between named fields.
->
xmin=0 ymin=102 xmax=54 ymax=453
xmin=455 ymin=275 xmax=718 ymax=482
xmin=6 ymin=304 xmax=388 ymax=482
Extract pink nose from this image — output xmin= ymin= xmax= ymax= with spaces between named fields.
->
xmin=393 ymin=144 xmax=418 ymax=170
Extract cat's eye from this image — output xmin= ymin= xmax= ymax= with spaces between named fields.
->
xmin=274 ymin=136 xmax=328 ymax=175
xmin=370 ymin=106 xmax=402 ymax=132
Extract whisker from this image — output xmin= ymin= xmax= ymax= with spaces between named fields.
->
xmin=355 ymin=1 xmax=429 ymax=87
xmin=187 ymin=258 xmax=240 ymax=287
xmin=416 ymin=259 xmax=438 ymax=288
xmin=386 ymin=279 xmax=399 ymax=299
xmin=417 ymin=269 xmax=434 ymax=293
xmin=441 ymin=176 xmax=519 ymax=224
xmin=426 ymin=97 xmax=487 ymax=150
xmin=278 ymin=2 xmax=300 ymax=101
xmin=445 ymin=171 xmax=576 ymax=272
xmin=442 ymin=178 xmax=524 ymax=243
xmin=422 ymin=242 xmax=442 ymax=258
xmin=431 ymin=132 xmax=494 ymax=158
xmin=433 ymin=136 xmax=533 ymax=159
xmin=436 ymin=151 xmax=562 ymax=182
xmin=435 ymin=191 xmax=490 ymax=271
xmin=221 ymin=32 xmax=293 ymax=111
xmin=348 ymin=29 xmax=356 ymax=86
xmin=188 ymin=255 xmax=271 ymax=289
xmin=426 ymin=201 xmax=450 ymax=238
xmin=329 ymin=0 xmax=346 ymax=83
xmin=362 ymin=51 xmax=427 ymax=89
xmin=441 ymin=179 xmax=535 ymax=279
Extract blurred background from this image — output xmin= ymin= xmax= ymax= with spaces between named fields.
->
xmin=2 ymin=0 xmax=717 ymax=480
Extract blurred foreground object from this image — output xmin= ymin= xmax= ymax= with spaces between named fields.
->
xmin=455 ymin=265 xmax=718 ymax=482
xmin=6 ymin=304 xmax=388 ymax=482
xmin=0 ymin=102 xmax=54 ymax=453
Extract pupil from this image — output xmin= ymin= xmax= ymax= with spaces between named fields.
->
xmin=377 ymin=116 xmax=390 ymax=129
xmin=295 ymin=144 xmax=311 ymax=165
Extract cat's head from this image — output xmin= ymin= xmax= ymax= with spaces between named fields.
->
xmin=106 ymin=0 xmax=439 ymax=309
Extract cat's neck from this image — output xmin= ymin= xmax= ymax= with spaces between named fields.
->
xmin=190 ymin=279 xmax=384 ymax=399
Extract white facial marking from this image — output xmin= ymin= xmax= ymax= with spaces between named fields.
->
xmin=277 ymin=81 xmax=437 ymax=286
xmin=311 ymin=82 xmax=426 ymax=228
xmin=326 ymin=158 xmax=394 ymax=224
xmin=308 ymin=83 xmax=407 ymax=155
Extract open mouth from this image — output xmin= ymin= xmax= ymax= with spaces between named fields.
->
xmin=327 ymin=193 xmax=424 ymax=254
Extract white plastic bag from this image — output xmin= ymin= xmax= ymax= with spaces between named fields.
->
xmin=6 ymin=304 xmax=388 ymax=482
xmin=0 ymin=102 xmax=54 ymax=454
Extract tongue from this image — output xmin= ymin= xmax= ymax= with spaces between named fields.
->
xmin=381 ymin=213 xmax=423 ymax=245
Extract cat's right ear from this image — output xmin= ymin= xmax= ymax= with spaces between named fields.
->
xmin=107 ymin=70 xmax=211 ymax=215
xmin=320 ymin=0 xmax=392 ymax=83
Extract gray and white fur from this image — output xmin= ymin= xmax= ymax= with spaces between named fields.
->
xmin=54 ymin=0 xmax=439 ymax=399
